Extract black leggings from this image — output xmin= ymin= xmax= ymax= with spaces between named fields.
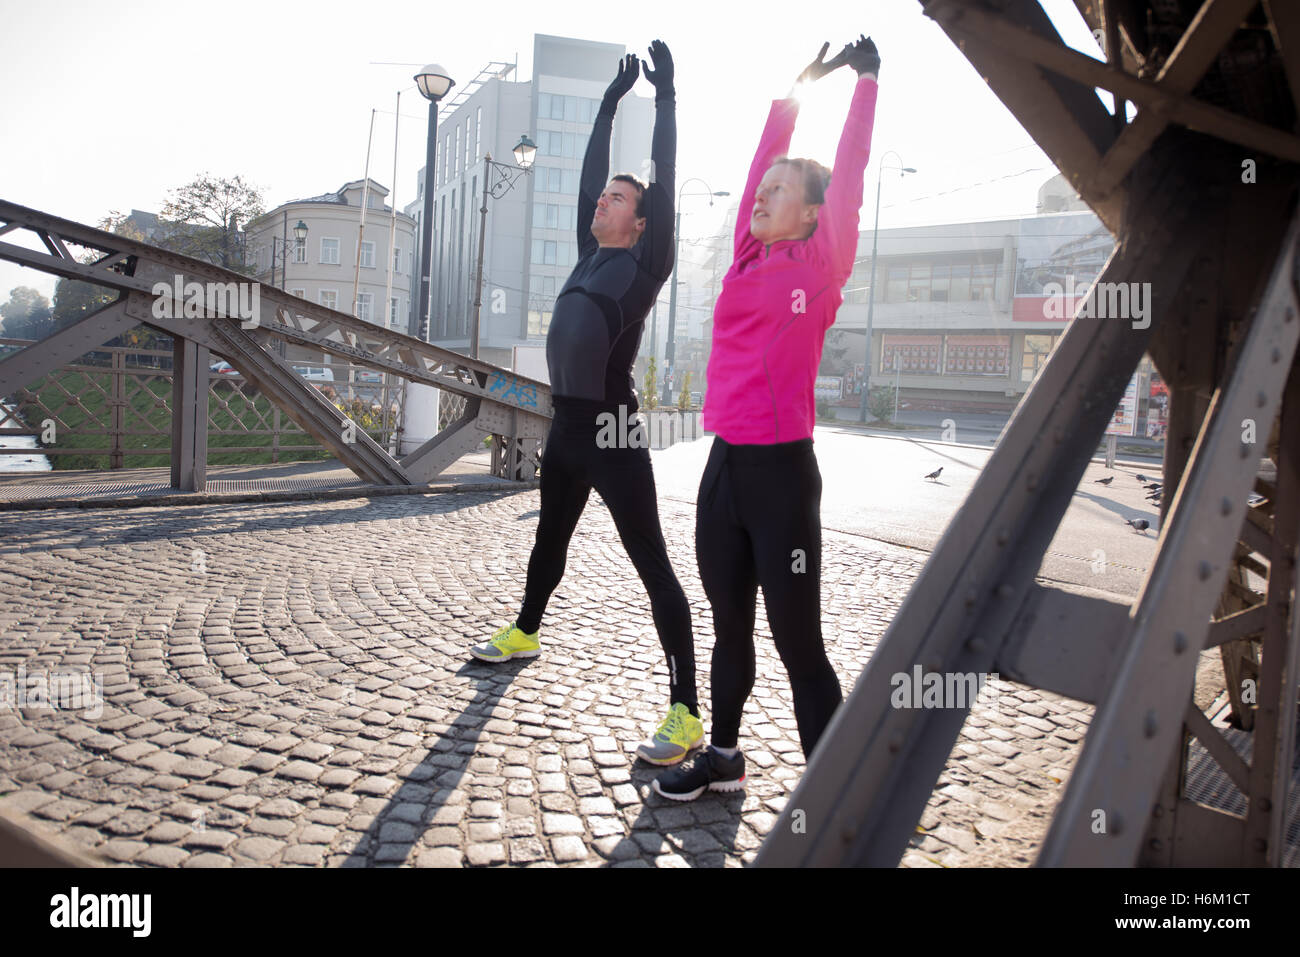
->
xmin=517 ymin=408 xmax=696 ymax=712
xmin=696 ymin=436 xmax=842 ymax=757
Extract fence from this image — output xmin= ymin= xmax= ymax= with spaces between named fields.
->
xmin=0 ymin=338 xmax=407 ymax=469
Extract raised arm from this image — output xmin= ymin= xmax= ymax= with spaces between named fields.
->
xmin=578 ymin=54 xmax=639 ymax=257
xmin=809 ymin=35 xmax=881 ymax=287
xmin=735 ymin=44 xmax=849 ymax=258
xmin=640 ymin=39 xmax=677 ymax=281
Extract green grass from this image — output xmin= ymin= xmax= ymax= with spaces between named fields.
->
xmin=12 ymin=369 xmax=390 ymax=470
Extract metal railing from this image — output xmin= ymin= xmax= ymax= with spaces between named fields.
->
xmin=0 ymin=337 xmax=407 ymax=469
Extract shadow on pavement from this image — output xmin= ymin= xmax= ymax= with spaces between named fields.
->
xmin=342 ymin=657 xmax=532 ymax=867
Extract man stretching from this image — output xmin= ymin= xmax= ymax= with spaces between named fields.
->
xmin=471 ymin=41 xmax=703 ymax=766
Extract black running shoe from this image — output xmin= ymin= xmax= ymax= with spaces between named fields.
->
xmin=651 ymin=747 xmax=746 ymax=802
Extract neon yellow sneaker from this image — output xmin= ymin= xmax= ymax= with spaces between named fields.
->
xmin=636 ymin=702 xmax=705 ymax=765
xmin=470 ymin=623 xmax=540 ymax=663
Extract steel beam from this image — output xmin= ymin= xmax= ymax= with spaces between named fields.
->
xmin=1244 ymin=357 xmax=1300 ymax=864
xmin=929 ymin=1 xmax=1300 ymax=165
xmin=0 ymin=298 xmax=136 ymax=398
xmin=922 ymin=0 xmax=1124 ymax=231
xmin=1037 ymin=212 xmax=1300 ymax=866
xmin=169 ymin=336 xmax=209 ymax=492
xmin=1090 ymin=0 xmax=1263 ymax=197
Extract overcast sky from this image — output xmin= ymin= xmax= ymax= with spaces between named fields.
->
xmin=0 ymin=0 xmax=1107 ymax=303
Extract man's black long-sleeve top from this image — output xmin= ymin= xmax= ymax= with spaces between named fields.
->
xmin=544 ymin=86 xmax=675 ymax=413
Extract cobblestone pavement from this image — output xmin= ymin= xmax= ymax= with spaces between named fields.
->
xmin=0 ymin=488 xmax=1090 ymax=867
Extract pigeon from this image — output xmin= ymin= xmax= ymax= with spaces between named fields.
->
xmin=1093 ymin=476 xmax=1114 ymax=485
xmin=1135 ymin=474 xmax=1149 ymax=483
xmin=1126 ymin=518 xmax=1150 ymax=532
xmin=1144 ymin=483 xmax=1162 ymax=492
xmin=924 ymin=467 xmax=943 ymax=482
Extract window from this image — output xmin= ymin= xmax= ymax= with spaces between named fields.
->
xmin=551 ymin=95 xmax=565 ymax=120
xmin=538 ymin=93 xmax=551 ymax=120
xmin=392 ymin=246 xmax=402 ymax=274
xmin=1021 ymin=334 xmax=1056 ymax=383
xmin=290 ymin=288 xmax=306 ymax=299
xmin=907 ymin=265 xmax=931 ymax=303
xmin=356 ymin=293 xmax=372 ymax=322
xmin=292 ymin=241 xmax=306 ymax=264
xmin=444 ymin=132 xmax=451 ymax=183
xmin=453 ymin=126 xmax=460 ymax=176
xmin=881 ymin=335 xmax=942 ymax=375
xmin=564 ymin=96 xmax=577 ymax=122
xmin=562 ymin=169 xmax=579 ymax=194
xmin=320 ymin=290 xmax=338 ymax=310
xmin=320 ymin=238 xmax=340 ymax=265
xmin=465 ymin=116 xmax=473 ymax=170
xmin=390 ymin=297 xmax=400 ymax=325
xmin=971 ymin=263 xmax=997 ymax=301
xmin=944 ymin=335 xmax=1010 ymax=376
xmin=359 ymin=240 xmax=375 ymax=268
xmin=885 ymin=266 xmax=907 ymax=303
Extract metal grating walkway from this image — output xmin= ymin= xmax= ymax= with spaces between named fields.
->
xmin=1183 ymin=704 xmax=1300 ymax=866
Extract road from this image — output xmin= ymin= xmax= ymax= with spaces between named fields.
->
xmin=652 ymin=425 xmax=1161 ymax=600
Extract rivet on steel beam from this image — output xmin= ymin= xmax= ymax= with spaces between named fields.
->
xmin=996 ymin=529 xmax=1009 ymax=545
xmin=1149 ymin=838 xmax=1163 ymax=852
xmin=1286 ymin=307 xmax=1295 ymax=323
xmin=1241 ymin=444 xmax=1251 ymax=458
xmin=968 ymin=637 xmax=986 ymax=653
xmin=1259 ymin=797 xmax=1272 ymax=813
xmin=1178 ymin=364 xmax=1187 ymax=376
xmin=1173 ymin=632 xmax=1188 ymax=654
xmin=1144 ymin=711 xmax=1158 ymax=737
xmin=1111 ymin=813 xmax=1124 ymax=835
xmin=1258 ymin=392 xmax=1268 ymax=408
xmin=1152 ymin=804 xmax=1164 ymax=819
xmin=887 ymin=736 xmax=902 ymax=755
xmin=842 ymin=825 xmax=857 ymax=844
xmin=1255 ymin=837 xmax=1267 ymax=852
xmin=1198 ymin=561 xmax=1212 ymax=580
xmin=1221 ymin=498 xmax=1232 ymax=516
xmin=1053 ymin=428 xmax=1063 ymax=444
xmin=1027 ymin=474 xmax=1039 ymax=490
xmin=1272 ymin=347 xmax=1282 ymax=363
xmin=965 ymin=588 xmax=978 ymax=606
xmin=997 ymin=584 xmax=1014 ymax=600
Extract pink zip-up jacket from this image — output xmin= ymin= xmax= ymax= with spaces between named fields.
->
xmin=702 ymin=76 xmax=878 ymax=444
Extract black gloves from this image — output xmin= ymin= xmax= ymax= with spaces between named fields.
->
xmin=643 ymin=39 xmax=674 ymax=95
xmin=797 ymin=41 xmax=851 ymax=84
xmin=844 ymin=34 xmax=881 ymax=77
xmin=601 ymin=53 xmax=640 ymax=114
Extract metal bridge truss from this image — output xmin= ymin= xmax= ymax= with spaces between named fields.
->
xmin=0 ymin=199 xmax=551 ymax=490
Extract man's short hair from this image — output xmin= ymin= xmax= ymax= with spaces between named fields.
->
xmin=770 ymin=157 xmax=832 ymax=205
xmin=610 ymin=173 xmax=648 ymax=217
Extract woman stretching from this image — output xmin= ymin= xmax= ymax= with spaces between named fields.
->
xmin=653 ymin=36 xmax=880 ymax=801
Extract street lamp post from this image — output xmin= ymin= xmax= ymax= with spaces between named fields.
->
xmin=858 ymin=151 xmax=915 ymax=424
xmin=271 ymin=216 xmax=308 ymax=290
xmin=469 ymin=135 xmax=536 ymax=359
xmin=414 ymin=63 xmax=455 ymax=342
xmin=664 ymin=178 xmax=728 ymax=406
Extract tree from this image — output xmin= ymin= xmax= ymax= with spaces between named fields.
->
xmin=0 ymin=286 xmax=54 ymax=340
xmin=642 ymin=356 xmax=659 ymax=410
xmin=676 ymin=370 xmax=693 ymax=409
xmin=157 ymin=173 xmax=265 ymax=272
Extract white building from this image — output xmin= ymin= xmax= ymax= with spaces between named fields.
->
xmin=247 ymin=180 xmax=418 ymax=362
